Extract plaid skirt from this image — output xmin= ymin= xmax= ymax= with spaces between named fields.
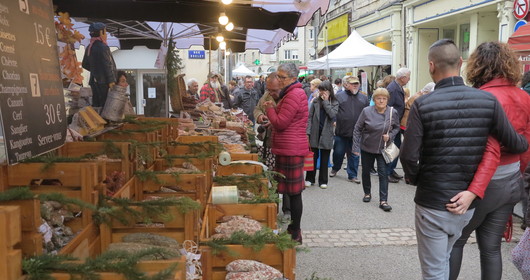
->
xmin=274 ymin=155 xmax=305 ymax=195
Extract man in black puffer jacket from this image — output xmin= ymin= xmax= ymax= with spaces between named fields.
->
xmin=401 ymin=39 xmax=528 ymax=280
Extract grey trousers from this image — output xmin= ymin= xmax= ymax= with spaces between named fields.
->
xmin=415 ymin=204 xmax=475 ymax=280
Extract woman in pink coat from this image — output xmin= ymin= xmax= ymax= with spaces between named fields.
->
xmin=264 ymin=63 xmax=309 ymax=243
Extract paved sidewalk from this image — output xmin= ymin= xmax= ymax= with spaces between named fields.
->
xmin=295 ymin=165 xmax=524 ymax=280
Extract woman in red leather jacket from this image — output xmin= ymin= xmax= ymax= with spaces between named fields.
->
xmin=449 ymin=42 xmax=530 ymax=280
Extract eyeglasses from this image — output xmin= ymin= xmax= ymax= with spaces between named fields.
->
xmin=349 ymin=82 xmax=360 ymax=85
xmin=277 ymin=75 xmax=289 ymax=81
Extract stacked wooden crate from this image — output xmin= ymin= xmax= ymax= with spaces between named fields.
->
xmin=0 ymin=206 xmax=23 ymax=280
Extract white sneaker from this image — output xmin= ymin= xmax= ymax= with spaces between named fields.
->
xmin=319 ymin=184 xmax=328 ymax=189
xmin=304 ymin=181 xmax=313 ymax=187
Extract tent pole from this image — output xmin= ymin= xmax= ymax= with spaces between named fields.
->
xmin=209 ymin=37 xmax=212 ymax=74
xmin=325 ymin=15 xmax=330 ymax=77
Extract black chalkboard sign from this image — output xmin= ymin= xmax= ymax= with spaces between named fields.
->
xmin=0 ymin=0 xmax=66 ymax=164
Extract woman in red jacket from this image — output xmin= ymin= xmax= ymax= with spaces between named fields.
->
xmin=449 ymin=42 xmax=530 ymax=280
xmin=264 ymin=63 xmax=309 ymax=243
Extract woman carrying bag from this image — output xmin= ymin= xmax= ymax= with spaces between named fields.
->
xmin=352 ymin=88 xmax=399 ymax=211
xmin=305 ymin=81 xmax=339 ymax=189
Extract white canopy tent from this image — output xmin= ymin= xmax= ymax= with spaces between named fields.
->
xmin=232 ymin=64 xmax=257 ymax=76
xmin=307 ymin=30 xmax=392 ymax=69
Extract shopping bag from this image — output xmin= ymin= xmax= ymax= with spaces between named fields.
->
xmin=303 ymin=151 xmax=314 ymax=171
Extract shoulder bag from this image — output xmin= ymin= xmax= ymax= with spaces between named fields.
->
xmin=381 ymin=107 xmax=400 ymax=164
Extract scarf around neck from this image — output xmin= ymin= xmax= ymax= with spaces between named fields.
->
xmin=87 ymin=37 xmax=108 ymax=56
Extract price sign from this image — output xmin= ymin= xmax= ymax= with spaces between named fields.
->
xmin=514 ymin=0 xmax=529 ymax=20
xmin=0 ymin=0 xmax=66 ymax=164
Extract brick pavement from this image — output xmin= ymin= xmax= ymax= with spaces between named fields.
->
xmin=302 ymin=223 xmax=524 ymax=248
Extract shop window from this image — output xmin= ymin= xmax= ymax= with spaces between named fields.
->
xmin=443 ymin=29 xmax=455 ymax=41
xmin=459 ymin=24 xmax=470 ymax=59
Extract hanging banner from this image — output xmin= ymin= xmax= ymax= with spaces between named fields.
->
xmin=0 ymin=0 xmax=67 ymax=164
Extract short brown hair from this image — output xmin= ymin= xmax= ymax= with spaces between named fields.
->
xmin=465 ymin=41 xmax=521 ymax=88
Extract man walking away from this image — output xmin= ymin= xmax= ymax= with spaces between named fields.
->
xmin=400 ymin=39 xmax=528 ymax=280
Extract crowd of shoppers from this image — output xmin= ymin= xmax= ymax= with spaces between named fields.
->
xmin=184 ymin=42 xmax=530 ymax=277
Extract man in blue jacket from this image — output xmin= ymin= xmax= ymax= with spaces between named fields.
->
xmin=82 ymin=22 xmax=117 ymax=109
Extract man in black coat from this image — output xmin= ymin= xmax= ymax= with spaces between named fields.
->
xmin=82 ymin=22 xmax=117 ymax=108
xmin=400 ymin=39 xmax=528 ymax=280
xmin=386 ymin=67 xmax=410 ymax=183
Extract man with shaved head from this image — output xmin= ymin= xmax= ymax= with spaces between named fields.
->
xmin=400 ymin=39 xmax=528 ymax=279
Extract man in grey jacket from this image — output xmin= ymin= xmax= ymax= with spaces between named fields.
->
xmin=330 ymin=76 xmax=369 ymax=183
xmin=234 ymin=75 xmax=259 ymax=124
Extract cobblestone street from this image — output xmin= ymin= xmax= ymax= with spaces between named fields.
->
xmin=295 ymin=165 xmax=524 ymax=280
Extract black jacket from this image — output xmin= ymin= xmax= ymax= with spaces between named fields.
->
xmin=401 ymin=76 xmax=528 ymax=211
xmin=334 ymin=90 xmax=369 ymax=138
xmin=82 ymin=40 xmax=117 ymax=85
xmin=386 ymin=80 xmax=405 ymax=120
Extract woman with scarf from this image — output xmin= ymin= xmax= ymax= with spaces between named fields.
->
xmin=82 ymin=22 xmax=117 ymax=109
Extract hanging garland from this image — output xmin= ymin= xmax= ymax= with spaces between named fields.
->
xmin=93 ymin=195 xmax=201 ymax=226
xmin=22 ymin=248 xmax=178 ymax=280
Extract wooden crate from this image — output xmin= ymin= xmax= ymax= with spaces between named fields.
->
xmin=216 ymin=163 xmax=263 ymax=176
xmin=199 ymin=203 xmax=277 ymax=242
xmin=50 ymin=256 xmax=186 ymax=280
xmin=58 ymin=142 xmax=132 ymax=181
xmin=212 ymin=176 xmax=269 ymax=197
xmin=99 ymin=205 xmax=198 ymax=250
xmin=6 ymin=162 xmax=99 ymax=229
xmin=111 ymin=176 xmax=136 ymax=200
xmin=230 ymin=153 xmax=258 ymax=161
xmin=0 ymin=164 xmax=7 ymax=192
xmin=137 ymin=117 xmax=180 ymax=142
xmin=201 ymin=245 xmax=296 ymax=280
xmin=97 ymin=128 xmax=158 ymax=170
xmin=167 ymin=135 xmax=219 ymax=156
xmin=136 ymin=173 xmax=207 ymax=204
xmin=0 ymin=199 xmax=42 ymax=257
xmin=153 ymin=158 xmax=214 ymax=198
xmin=58 ymin=222 xmax=101 ymax=260
xmin=0 ymin=206 xmax=23 ymax=280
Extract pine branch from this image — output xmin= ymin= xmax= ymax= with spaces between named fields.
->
xmin=202 ymin=228 xmax=298 ymax=256
xmin=0 ymin=187 xmax=35 ymax=201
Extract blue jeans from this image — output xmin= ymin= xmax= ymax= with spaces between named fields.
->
xmin=332 ymin=136 xmax=359 ymax=179
xmin=360 ymin=150 xmax=388 ymax=201
xmin=387 ymin=130 xmax=402 ymax=175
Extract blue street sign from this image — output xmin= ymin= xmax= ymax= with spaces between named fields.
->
xmin=188 ymin=50 xmax=205 ymax=59
xmin=515 ymin=20 xmax=528 ymax=32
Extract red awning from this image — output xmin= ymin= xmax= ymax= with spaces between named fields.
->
xmin=508 ymin=24 xmax=530 ymax=52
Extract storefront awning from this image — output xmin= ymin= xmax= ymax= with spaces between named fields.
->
xmin=508 ymin=24 xmax=530 ymax=53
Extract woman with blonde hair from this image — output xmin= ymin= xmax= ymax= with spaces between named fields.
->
xmin=449 ymin=41 xmax=530 ymax=280
xmin=307 ymin=78 xmax=322 ymax=107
